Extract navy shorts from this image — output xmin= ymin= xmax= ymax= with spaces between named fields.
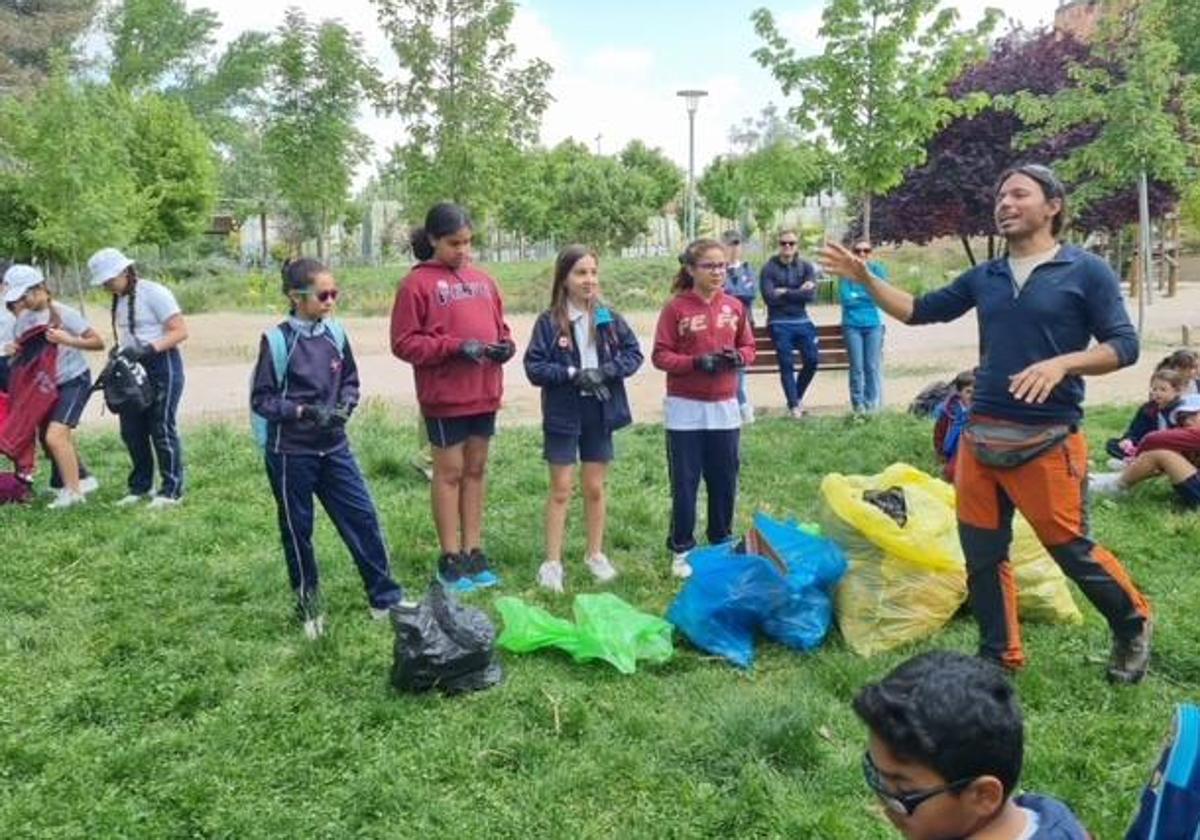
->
xmin=49 ymin=371 xmax=92 ymax=428
xmin=425 ymin=412 xmax=496 ymax=449
xmin=1172 ymin=474 xmax=1200 ymax=509
xmin=543 ymin=395 xmax=613 ymax=465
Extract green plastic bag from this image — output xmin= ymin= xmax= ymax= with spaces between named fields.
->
xmin=496 ymin=593 xmax=674 ymax=674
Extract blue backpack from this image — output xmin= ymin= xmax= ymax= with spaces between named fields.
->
xmin=1127 ymin=704 xmax=1200 ymax=840
xmin=250 ymin=321 xmax=347 ymax=450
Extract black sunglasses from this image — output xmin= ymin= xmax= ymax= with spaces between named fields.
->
xmin=853 ymin=247 xmax=873 ymax=255
xmin=861 ymin=752 xmax=975 ymax=817
xmin=779 ymin=240 xmax=798 ymax=247
xmin=299 ymin=289 xmax=340 ymax=303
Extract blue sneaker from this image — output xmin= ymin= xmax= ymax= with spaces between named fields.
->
xmin=466 ymin=548 xmax=500 ymax=589
xmin=436 ymin=552 xmax=476 ymax=594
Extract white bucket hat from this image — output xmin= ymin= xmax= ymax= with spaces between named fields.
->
xmin=87 ymin=247 xmax=134 ymax=287
xmin=1170 ymin=393 xmax=1200 ymax=425
xmin=2 ymin=264 xmax=45 ymax=303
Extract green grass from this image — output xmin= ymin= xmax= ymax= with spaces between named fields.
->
xmin=2 ymin=406 xmax=1196 ymax=838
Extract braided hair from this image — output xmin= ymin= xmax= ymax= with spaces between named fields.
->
xmin=109 ymin=266 xmax=139 ymax=344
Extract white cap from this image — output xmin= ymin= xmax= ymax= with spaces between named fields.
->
xmin=2 ymin=264 xmax=45 ymax=303
xmin=1170 ymin=393 xmax=1200 ymax=425
xmin=87 ymin=247 xmax=134 ymax=287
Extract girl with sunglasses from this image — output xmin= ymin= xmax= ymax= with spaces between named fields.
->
xmin=391 ymin=202 xmax=515 ymax=593
xmin=251 ymin=258 xmax=406 ymax=640
xmin=652 ymin=238 xmax=755 ymax=578
xmin=838 ymin=240 xmax=888 ymax=413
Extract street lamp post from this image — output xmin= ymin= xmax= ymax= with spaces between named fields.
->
xmin=677 ymin=89 xmax=708 ymax=242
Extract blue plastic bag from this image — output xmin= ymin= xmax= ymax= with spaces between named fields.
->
xmin=666 ymin=543 xmax=784 ymax=669
xmin=753 ymin=513 xmax=846 ymax=652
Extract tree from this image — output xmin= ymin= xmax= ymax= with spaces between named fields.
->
xmin=126 ymin=93 xmax=218 ymax=247
xmin=697 ymin=138 xmax=828 ymax=236
xmin=618 ymin=141 xmax=683 ymax=215
xmin=105 ymin=0 xmax=219 ymax=92
xmin=697 ymin=155 xmax=748 ymax=223
xmin=752 ymin=0 xmax=1000 ymax=239
xmin=373 ymin=0 xmax=552 ymax=221
xmin=0 ymin=0 xmax=96 ymax=95
xmin=265 ymin=10 xmax=378 ymax=258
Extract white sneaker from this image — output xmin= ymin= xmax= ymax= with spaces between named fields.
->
xmin=789 ymin=406 xmax=806 ymax=420
xmin=48 ymin=490 xmax=86 ymax=509
xmin=671 ymin=551 xmax=693 ymax=579
xmin=303 ymin=615 xmax=326 ymax=640
xmin=116 ymin=494 xmax=149 ymax=507
xmin=1106 ymin=457 xmax=1129 ymax=471
xmin=370 ymin=599 xmax=418 ymax=620
xmin=585 ymin=552 xmax=618 ymax=583
xmin=740 ymin=404 xmax=756 ymax=425
xmin=1089 ymin=472 xmax=1128 ymax=496
xmin=147 ymin=495 xmax=181 ymax=510
xmin=79 ymin=476 xmax=100 ymax=495
xmin=537 ymin=560 xmax=565 ymax=593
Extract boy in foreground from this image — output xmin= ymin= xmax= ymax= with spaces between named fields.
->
xmin=854 ymin=650 xmax=1089 ymax=839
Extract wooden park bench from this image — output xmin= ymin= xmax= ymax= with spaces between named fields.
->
xmin=745 ymin=323 xmax=849 ymax=375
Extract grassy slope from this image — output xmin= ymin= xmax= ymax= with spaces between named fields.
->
xmin=2 ymin=406 xmax=1197 ymax=838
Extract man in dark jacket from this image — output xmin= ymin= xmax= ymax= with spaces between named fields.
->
xmin=760 ymin=229 xmax=819 ymax=418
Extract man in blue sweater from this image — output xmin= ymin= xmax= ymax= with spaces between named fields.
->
xmin=821 ymin=164 xmax=1152 ymax=684
xmin=760 ymin=229 xmax=819 ymax=418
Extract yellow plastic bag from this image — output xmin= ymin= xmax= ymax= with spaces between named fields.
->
xmin=1010 ymin=517 xmax=1082 ymax=625
xmin=820 ymin=464 xmax=968 ymax=657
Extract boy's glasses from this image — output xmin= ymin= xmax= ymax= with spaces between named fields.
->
xmin=861 ymin=752 xmax=975 ymax=817
xmin=299 ymin=289 xmax=340 ymax=303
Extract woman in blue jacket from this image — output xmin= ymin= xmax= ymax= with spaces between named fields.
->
xmin=838 ymin=240 xmax=888 ymax=413
xmin=524 ymin=245 xmax=643 ymax=593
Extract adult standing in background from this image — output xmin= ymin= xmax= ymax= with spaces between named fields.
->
xmin=838 ymin=240 xmax=887 ymax=413
xmin=760 ymin=229 xmax=819 ymax=418
xmin=722 ymin=230 xmax=757 ymax=425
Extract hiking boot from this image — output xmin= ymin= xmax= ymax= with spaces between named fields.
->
xmin=1107 ymin=620 xmax=1153 ymax=684
xmin=585 ymin=552 xmax=618 ymax=583
xmin=671 ymin=551 xmax=693 ymax=579
xmin=537 ymin=560 xmax=565 ymax=593
xmin=437 ymin=551 xmax=476 ymax=594
xmin=465 ymin=548 xmax=500 ymax=589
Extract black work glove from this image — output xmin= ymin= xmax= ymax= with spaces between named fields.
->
xmin=574 ymin=367 xmax=612 ymax=401
xmin=459 ymin=339 xmax=486 ymax=363
xmin=600 ymin=361 xmax=619 ymax=380
xmin=693 ymin=353 xmax=721 ymax=374
xmin=483 ymin=339 xmax=516 ymax=363
xmin=718 ymin=348 xmax=745 ymax=370
xmin=118 ymin=341 xmax=154 ymax=363
xmin=331 ymin=403 xmax=352 ymax=426
xmin=299 ymin=404 xmax=336 ymax=429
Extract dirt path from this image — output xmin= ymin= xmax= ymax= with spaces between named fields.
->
xmin=77 ymin=284 xmax=1200 ymax=429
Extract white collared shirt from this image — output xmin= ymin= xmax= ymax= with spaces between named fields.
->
xmin=568 ymin=303 xmax=599 ymax=369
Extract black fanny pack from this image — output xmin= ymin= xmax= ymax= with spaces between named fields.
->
xmin=965 ymin=419 xmax=1073 ymax=469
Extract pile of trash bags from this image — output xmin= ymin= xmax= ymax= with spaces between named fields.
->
xmin=496 ymin=593 xmax=674 ymax=674
xmin=820 ymin=463 xmax=1081 ymax=657
xmin=666 ymin=512 xmax=847 ymax=668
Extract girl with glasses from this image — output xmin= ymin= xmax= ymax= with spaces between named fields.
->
xmin=651 ymin=238 xmax=755 ymax=578
xmin=251 ymin=258 xmax=406 ymax=640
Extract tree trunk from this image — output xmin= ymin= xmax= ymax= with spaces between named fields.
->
xmin=960 ymin=236 xmax=977 ymax=267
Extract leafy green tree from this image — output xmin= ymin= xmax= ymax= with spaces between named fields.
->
xmin=105 ymin=0 xmax=218 ymax=92
xmin=373 ymin=0 xmax=552 ymax=221
xmin=697 ymin=155 xmax=748 ymax=223
xmin=752 ymin=0 xmax=1000 ymax=239
xmin=619 ymin=141 xmax=684 ymax=215
xmin=265 ymin=10 xmax=379 ymax=258
xmin=0 ymin=0 xmax=96 ymax=94
xmin=697 ymin=138 xmax=828 ymax=236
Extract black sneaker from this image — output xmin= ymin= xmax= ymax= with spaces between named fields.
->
xmin=436 ymin=552 xmax=475 ymax=594
xmin=465 ymin=548 xmax=500 ymax=589
xmin=1107 ymin=619 xmax=1153 ymax=684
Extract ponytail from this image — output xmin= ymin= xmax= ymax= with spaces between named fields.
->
xmin=411 ymin=202 xmax=473 ymax=262
xmin=673 ymin=237 xmax=724 ymax=292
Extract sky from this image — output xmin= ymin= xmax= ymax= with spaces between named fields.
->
xmin=193 ymin=0 xmax=1061 ymax=184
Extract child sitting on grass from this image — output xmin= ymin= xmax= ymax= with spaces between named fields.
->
xmin=932 ymin=370 xmax=974 ymax=482
xmin=1091 ymin=393 xmax=1200 ymax=509
xmin=854 ymin=650 xmax=1090 ymax=840
xmin=1162 ymin=348 xmax=1199 ymax=394
xmin=1104 ymin=366 xmax=1188 ymax=466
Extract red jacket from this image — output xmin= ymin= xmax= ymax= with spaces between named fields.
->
xmin=390 ymin=261 xmax=513 ymax=418
xmin=0 ymin=326 xmax=59 ymax=476
xmin=1137 ymin=427 xmax=1200 ymax=465
xmin=652 ymin=289 xmax=755 ymax=402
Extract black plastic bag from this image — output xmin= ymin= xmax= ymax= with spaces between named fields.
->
xmin=391 ymin=581 xmax=503 ymax=695
xmin=863 ymin=487 xmax=908 ymax=527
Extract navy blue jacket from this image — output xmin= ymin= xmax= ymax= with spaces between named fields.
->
xmin=759 ymin=255 xmax=817 ymax=322
xmin=250 ymin=320 xmax=360 ymax=455
xmin=724 ymin=262 xmax=757 ymax=324
xmin=910 ymin=244 xmax=1138 ymax=426
xmin=523 ymin=308 xmax=643 ymax=436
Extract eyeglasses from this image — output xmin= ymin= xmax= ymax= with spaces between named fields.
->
xmin=779 ymin=240 xmax=798 ymax=247
xmin=299 ymin=289 xmax=340 ymax=303
xmin=853 ymin=247 xmax=873 ymax=255
xmin=696 ymin=261 xmax=728 ymax=273
xmin=861 ymin=752 xmax=975 ymax=817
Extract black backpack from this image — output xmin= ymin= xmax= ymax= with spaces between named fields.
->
xmin=93 ymin=285 xmax=156 ymax=414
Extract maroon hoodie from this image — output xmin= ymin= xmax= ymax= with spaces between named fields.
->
xmin=652 ymin=288 xmax=755 ymax=402
xmin=390 ymin=261 xmax=513 ymax=418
